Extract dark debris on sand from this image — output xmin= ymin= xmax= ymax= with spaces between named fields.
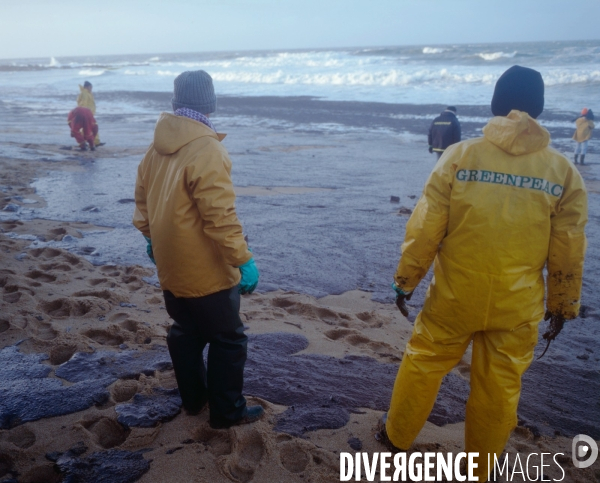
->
xmin=244 ymin=332 xmax=468 ymax=436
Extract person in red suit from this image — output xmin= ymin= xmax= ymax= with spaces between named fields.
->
xmin=67 ymin=107 xmax=98 ymax=151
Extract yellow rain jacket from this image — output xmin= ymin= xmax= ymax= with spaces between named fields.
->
xmin=77 ymin=85 xmax=96 ymax=114
xmin=77 ymin=85 xmax=100 ymax=145
xmin=387 ymin=110 xmax=587 ymax=481
xmin=133 ymin=113 xmax=252 ymax=298
xmin=573 ymin=117 xmax=594 ymax=142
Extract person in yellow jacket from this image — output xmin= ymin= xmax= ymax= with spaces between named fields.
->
xmin=382 ymin=66 xmax=588 ymax=481
xmin=572 ymin=107 xmax=594 ymax=164
xmin=77 ymin=81 xmax=101 ymax=146
xmin=133 ymin=70 xmax=263 ymax=429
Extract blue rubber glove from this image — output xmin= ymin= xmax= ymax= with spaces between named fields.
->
xmin=392 ymin=282 xmax=412 ymax=317
xmin=239 ymin=258 xmax=259 ymax=294
xmin=143 ymin=235 xmax=156 ymax=265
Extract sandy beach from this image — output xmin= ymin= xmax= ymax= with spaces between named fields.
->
xmin=1 ymin=94 xmax=599 ymax=482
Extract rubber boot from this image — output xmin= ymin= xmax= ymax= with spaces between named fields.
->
xmin=574 ymin=154 xmax=579 ymax=164
xmin=580 ymin=155 xmax=585 ymax=165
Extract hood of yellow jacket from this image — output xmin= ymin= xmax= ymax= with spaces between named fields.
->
xmin=153 ymin=112 xmax=226 ymax=155
xmin=482 ymin=110 xmax=550 ymax=156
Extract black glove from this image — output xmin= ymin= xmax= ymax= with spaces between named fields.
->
xmin=395 ymin=291 xmax=413 ymax=317
xmin=542 ymin=311 xmax=566 ymax=341
xmin=428 ymin=146 xmax=433 ymax=154
xmin=537 ymin=311 xmax=566 ymax=360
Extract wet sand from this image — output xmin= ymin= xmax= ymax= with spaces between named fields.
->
xmin=0 ymin=95 xmax=599 ymax=482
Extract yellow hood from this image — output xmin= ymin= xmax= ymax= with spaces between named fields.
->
xmin=153 ymin=112 xmax=225 ymax=155
xmin=482 ymin=110 xmax=550 ymax=156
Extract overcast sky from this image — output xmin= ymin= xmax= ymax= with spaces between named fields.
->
xmin=0 ymin=0 xmax=598 ymax=59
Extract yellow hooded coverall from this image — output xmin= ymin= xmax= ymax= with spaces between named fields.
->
xmin=387 ymin=110 xmax=588 ymax=481
xmin=77 ymin=85 xmax=100 ymax=145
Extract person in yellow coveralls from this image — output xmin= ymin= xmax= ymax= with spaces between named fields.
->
xmin=382 ymin=66 xmax=588 ymax=482
xmin=77 ymin=81 xmax=101 ymax=146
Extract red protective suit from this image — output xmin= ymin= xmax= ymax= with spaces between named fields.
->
xmin=68 ymin=107 xmax=98 ymax=148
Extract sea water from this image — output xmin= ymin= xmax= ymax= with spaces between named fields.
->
xmin=1 ymin=40 xmax=599 ymax=115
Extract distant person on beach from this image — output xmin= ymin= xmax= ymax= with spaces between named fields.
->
xmin=67 ymin=106 xmax=98 ymax=151
xmin=133 ymin=70 xmax=263 ymax=429
xmin=77 ymin=81 xmax=101 ymax=146
xmin=428 ymin=106 xmax=461 ymax=159
xmin=382 ymin=66 xmax=587 ymax=481
xmin=572 ymin=107 xmax=594 ymax=164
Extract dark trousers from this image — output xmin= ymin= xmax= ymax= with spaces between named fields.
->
xmin=436 ymin=151 xmax=443 ymax=160
xmin=164 ymin=286 xmax=248 ymax=425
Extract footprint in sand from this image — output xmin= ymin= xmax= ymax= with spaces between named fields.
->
xmin=219 ymin=427 xmax=266 ymax=483
xmin=3 ymin=291 xmax=23 ymax=304
xmin=111 ymin=380 xmax=139 ymax=403
xmin=73 ymin=289 xmax=113 ymax=300
xmin=2 ymin=425 xmax=36 ymax=449
xmin=193 ymin=426 xmax=232 ymax=457
xmin=323 ymin=328 xmax=355 ymax=341
xmin=39 ymin=262 xmax=73 ymax=272
xmin=356 ymin=310 xmax=390 ymax=328
xmin=271 ymin=297 xmax=353 ymax=326
xmin=82 ymin=328 xmax=125 ymax=346
xmin=39 ymin=298 xmax=93 ymax=317
xmin=73 ymin=288 xmax=126 ymax=305
xmin=101 ymin=268 xmax=121 ymax=277
xmin=29 ymin=247 xmax=62 ymax=259
xmin=25 ymin=270 xmax=57 ymax=283
xmin=2 ymin=281 xmax=37 ymax=304
xmin=33 ymin=322 xmax=58 ymax=341
xmin=0 ymin=319 xmax=9 ymax=333
xmin=2 ymin=278 xmax=35 ymax=308
xmin=1 ymin=220 xmax=23 ymax=231
xmin=324 ymin=328 xmax=398 ymax=357
xmin=278 ymin=440 xmax=311 ymax=473
xmin=81 ymin=416 xmax=130 ymax=449
xmin=109 ymin=312 xmax=130 ymax=323
xmin=119 ymin=319 xmax=140 ymax=332
xmin=87 ymin=277 xmax=108 ymax=286
xmin=34 ymin=250 xmax=79 ymax=266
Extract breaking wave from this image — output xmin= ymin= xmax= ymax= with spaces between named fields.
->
xmin=78 ymin=69 xmax=106 ymax=76
xmin=476 ymin=51 xmax=517 ymax=61
xmin=423 ymin=47 xmax=445 ymax=54
xmin=208 ymin=69 xmax=499 ymax=87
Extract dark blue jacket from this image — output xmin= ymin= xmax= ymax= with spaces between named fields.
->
xmin=428 ymin=110 xmax=461 ymax=153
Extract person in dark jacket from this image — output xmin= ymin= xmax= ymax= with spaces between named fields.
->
xmin=428 ymin=106 xmax=461 ymax=159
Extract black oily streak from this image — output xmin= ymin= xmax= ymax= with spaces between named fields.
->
xmin=243 ymin=332 xmax=468 ymax=436
xmin=520 ymin=361 xmax=600 ymax=438
xmin=55 ymin=449 xmax=150 ymax=483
